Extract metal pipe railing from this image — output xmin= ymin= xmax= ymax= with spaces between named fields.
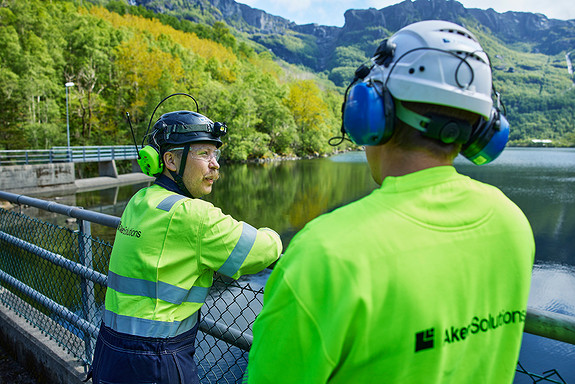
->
xmin=0 ymin=231 xmax=107 ymax=286
xmin=0 ymin=191 xmax=120 ymax=228
xmin=0 ymin=146 xmax=139 ymax=165
xmin=200 ymin=317 xmax=253 ymax=351
xmin=0 ymin=190 xmax=254 ymax=352
xmin=525 ymin=308 xmax=575 ymax=345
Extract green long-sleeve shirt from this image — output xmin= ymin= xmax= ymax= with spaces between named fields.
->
xmin=247 ymin=166 xmax=534 ymax=383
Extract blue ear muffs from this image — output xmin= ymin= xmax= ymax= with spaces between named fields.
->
xmin=342 ymin=79 xmax=510 ymax=166
xmin=461 ymin=109 xmax=509 ymax=165
xmin=343 ymin=81 xmax=395 ymax=146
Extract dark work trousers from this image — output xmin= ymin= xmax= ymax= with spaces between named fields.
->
xmin=87 ymin=320 xmax=200 ymax=384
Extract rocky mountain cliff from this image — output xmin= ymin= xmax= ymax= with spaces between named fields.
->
xmin=223 ymin=0 xmax=575 ymax=57
xmin=352 ymin=0 xmax=575 ymax=54
xmin=130 ymin=0 xmax=575 ymax=86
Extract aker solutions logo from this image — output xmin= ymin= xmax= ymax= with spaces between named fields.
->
xmin=117 ymin=221 xmax=142 ymax=238
xmin=414 ymin=309 xmax=526 ymax=353
xmin=415 ymin=328 xmax=435 ymax=352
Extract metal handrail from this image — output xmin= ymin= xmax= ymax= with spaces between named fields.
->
xmin=525 ymin=308 xmax=575 ymax=345
xmin=0 ymin=190 xmax=253 ymax=351
xmin=0 ymin=192 xmax=121 ymax=228
xmin=0 ymin=269 xmax=100 ymax=339
xmin=0 ymin=145 xmax=138 ymax=165
xmin=0 ymin=231 xmax=107 ymax=286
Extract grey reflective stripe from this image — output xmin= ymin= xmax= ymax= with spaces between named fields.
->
xmin=107 ymin=271 xmax=209 ymax=305
xmin=156 ymin=195 xmax=186 ymax=212
xmin=217 ymin=222 xmax=257 ymax=277
xmin=104 ymin=309 xmax=199 ymax=338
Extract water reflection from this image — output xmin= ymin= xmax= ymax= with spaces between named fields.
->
xmin=455 ymin=148 xmax=575 ymax=268
xmin=456 ymin=148 xmax=575 ymax=382
xmin=529 ymin=263 xmax=575 ymax=316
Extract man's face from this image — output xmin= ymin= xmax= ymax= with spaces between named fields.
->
xmin=178 ymin=143 xmax=221 ymax=198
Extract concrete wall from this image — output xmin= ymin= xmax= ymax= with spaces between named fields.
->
xmin=0 ymin=163 xmax=75 ymax=193
xmin=0 ymin=161 xmax=152 ymax=197
xmin=0 ymin=288 xmax=88 ymax=384
xmin=98 ymin=160 xmax=118 ymax=178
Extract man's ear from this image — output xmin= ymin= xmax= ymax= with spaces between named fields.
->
xmin=163 ymin=151 xmax=179 ymax=172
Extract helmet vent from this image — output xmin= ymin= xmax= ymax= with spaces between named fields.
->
xmin=453 ymin=50 xmax=488 ymax=65
xmin=440 ymin=28 xmax=478 ymax=43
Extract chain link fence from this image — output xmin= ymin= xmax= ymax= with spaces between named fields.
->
xmin=0 ymin=191 xmax=572 ymax=384
xmin=0 ymin=208 xmax=103 ymax=363
xmin=0 ymin=197 xmax=263 ymax=383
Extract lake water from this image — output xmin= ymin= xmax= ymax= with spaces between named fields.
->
xmin=71 ymin=147 xmax=575 ymax=382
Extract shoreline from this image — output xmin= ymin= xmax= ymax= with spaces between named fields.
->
xmin=5 ymin=151 xmax=351 ymax=199
xmin=2 ymin=147 xmax=572 ymax=200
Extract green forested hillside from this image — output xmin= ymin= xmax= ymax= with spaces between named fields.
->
xmin=264 ymin=16 xmax=575 ymax=147
xmin=0 ymin=0 xmax=345 ymax=160
xmin=465 ymin=21 xmax=575 ymax=146
xmin=0 ymin=0 xmax=574 ymax=159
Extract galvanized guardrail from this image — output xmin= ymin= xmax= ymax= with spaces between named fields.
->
xmin=0 ymin=190 xmax=574 ymax=383
xmin=0 ymin=146 xmax=138 ymax=165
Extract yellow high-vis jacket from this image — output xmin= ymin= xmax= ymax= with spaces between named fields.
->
xmin=104 ymin=184 xmax=282 ymax=338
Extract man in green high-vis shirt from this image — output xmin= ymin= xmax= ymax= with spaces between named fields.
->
xmin=246 ymin=20 xmax=534 ymax=383
xmin=87 ymin=99 xmax=282 ymax=384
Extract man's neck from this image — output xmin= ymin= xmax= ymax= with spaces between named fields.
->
xmin=390 ymin=151 xmax=453 ymax=176
xmin=382 ymin=149 xmax=451 ymax=178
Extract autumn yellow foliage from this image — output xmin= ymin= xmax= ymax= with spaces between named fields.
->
xmin=86 ymin=6 xmax=237 ymax=64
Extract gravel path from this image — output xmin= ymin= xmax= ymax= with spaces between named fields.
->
xmin=0 ymin=345 xmax=38 ymax=384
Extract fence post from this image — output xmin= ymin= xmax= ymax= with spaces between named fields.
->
xmin=77 ymin=217 xmax=96 ymax=364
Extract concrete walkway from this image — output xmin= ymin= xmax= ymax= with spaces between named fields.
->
xmin=4 ymin=173 xmax=155 ymax=198
xmin=0 ymin=344 xmax=38 ymax=384
xmin=75 ymin=173 xmax=153 ymax=192
xmin=0 ymin=291 xmax=87 ymax=384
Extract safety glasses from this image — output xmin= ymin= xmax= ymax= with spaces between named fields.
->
xmin=170 ymin=147 xmax=221 ymax=162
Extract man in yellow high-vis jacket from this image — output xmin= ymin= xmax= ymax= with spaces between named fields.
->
xmin=88 ymin=107 xmax=282 ymax=384
xmin=246 ymin=21 xmax=534 ymax=383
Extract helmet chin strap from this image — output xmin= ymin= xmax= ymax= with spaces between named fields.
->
xmin=168 ymin=143 xmax=195 ymax=198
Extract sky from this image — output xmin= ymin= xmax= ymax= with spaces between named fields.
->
xmin=236 ymin=0 xmax=575 ymax=27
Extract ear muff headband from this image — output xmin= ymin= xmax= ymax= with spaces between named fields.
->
xmin=141 ymin=93 xmax=200 ymax=148
xmin=137 ymin=93 xmax=200 ymax=176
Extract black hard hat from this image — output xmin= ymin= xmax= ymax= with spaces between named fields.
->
xmin=151 ymin=110 xmax=227 ymax=149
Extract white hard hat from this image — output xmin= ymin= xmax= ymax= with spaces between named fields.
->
xmin=367 ymin=20 xmax=493 ymax=119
